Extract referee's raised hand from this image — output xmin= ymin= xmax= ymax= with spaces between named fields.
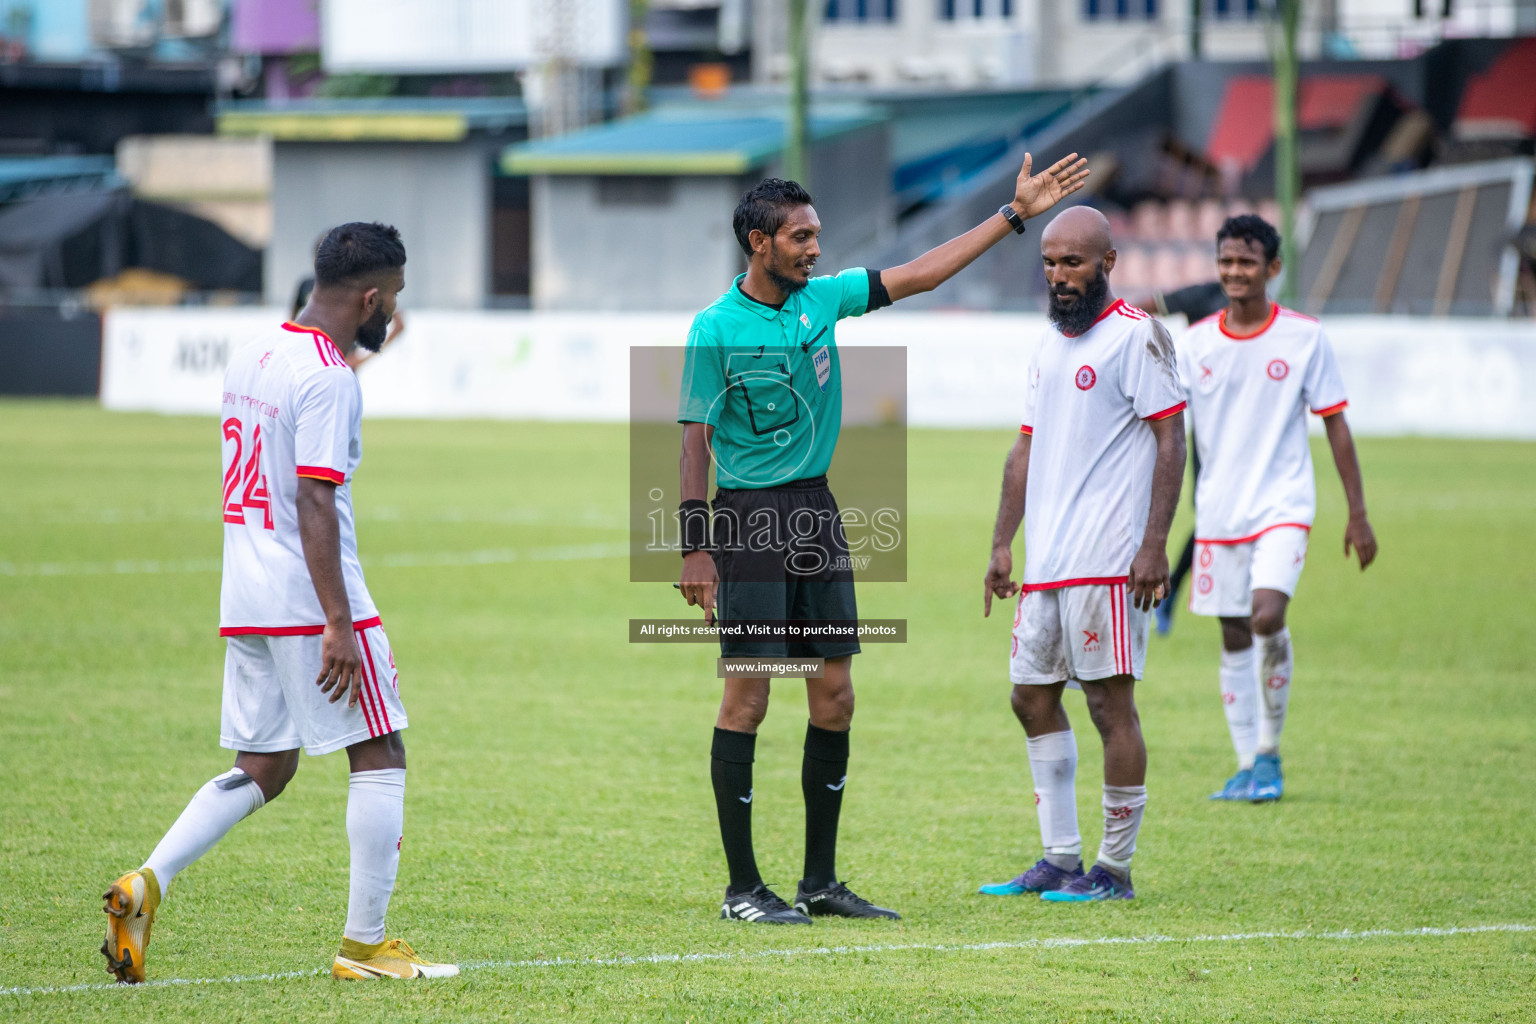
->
xmin=679 ymin=550 xmax=718 ymax=625
xmin=1012 ymin=152 xmax=1091 ymax=221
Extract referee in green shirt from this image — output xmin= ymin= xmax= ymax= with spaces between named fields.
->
xmin=676 ymin=154 xmax=1089 ymax=925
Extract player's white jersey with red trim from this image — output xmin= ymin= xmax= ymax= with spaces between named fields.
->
xmin=218 ymin=321 xmax=378 ymax=635
xmin=1019 ymin=298 xmax=1185 ymax=589
xmin=1177 ymin=304 xmax=1348 ymax=544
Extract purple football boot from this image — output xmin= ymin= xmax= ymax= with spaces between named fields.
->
xmin=978 ymin=858 xmax=1084 ymax=896
xmin=1041 ymin=864 xmax=1134 ymax=902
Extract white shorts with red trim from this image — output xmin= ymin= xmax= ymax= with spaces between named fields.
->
xmin=1009 ymin=582 xmax=1147 ymax=686
xmin=220 ymin=622 xmax=407 ymax=756
xmin=1189 ymin=525 xmax=1310 ymax=618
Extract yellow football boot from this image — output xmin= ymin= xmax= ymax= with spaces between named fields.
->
xmin=332 ymin=938 xmax=459 ymax=980
xmin=101 ymin=869 xmax=159 ymax=984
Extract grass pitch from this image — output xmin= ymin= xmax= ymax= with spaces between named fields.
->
xmin=1 ymin=400 xmax=1532 ymax=1022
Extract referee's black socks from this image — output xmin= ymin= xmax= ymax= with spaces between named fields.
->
xmin=711 ymin=727 xmax=762 ymax=895
xmin=801 ymin=722 xmax=850 ymax=893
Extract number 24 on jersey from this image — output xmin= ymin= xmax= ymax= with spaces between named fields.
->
xmin=222 ymin=416 xmax=274 ymax=530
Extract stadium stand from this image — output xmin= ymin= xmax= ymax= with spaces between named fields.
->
xmin=1449 ymin=37 xmax=1536 ymax=158
xmin=1299 ymin=157 xmax=1535 ymax=316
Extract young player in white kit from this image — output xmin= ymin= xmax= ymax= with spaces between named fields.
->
xmin=100 ymin=223 xmax=457 ymax=983
xmin=1177 ymin=215 xmax=1377 ymax=803
xmin=980 ymin=208 xmax=1187 ymax=902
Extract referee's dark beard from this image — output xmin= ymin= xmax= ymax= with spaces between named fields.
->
xmin=1047 ymin=266 xmax=1110 ymax=336
xmin=766 ymin=244 xmax=810 ymax=296
xmin=766 ymin=266 xmax=808 ymax=296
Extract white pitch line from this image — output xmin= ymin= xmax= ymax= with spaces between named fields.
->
xmin=3 ymin=923 xmax=1528 ymax=999
xmin=0 ymin=543 xmax=630 ymax=578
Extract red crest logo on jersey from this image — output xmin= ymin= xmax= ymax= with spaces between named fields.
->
xmin=1267 ymin=359 xmax=1289 ymax=380
xmin=1082 ymin=629 xmax=1100 ymax=652
xmin=1199 ymin=364 xmax=1213 ymax=382
xmin=259 ymin=350 xmax=272 ymax=369
xmin=1075 ymin=365 xmax=1096 ymax=390
xmin=1197 ymin=574 xmax=1213 ymax=594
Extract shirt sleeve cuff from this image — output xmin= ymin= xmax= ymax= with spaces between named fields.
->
xmin=1019 ymin=424 xmax=1033 ymax=435
xmin=296 ymin=465 xmax=345 ymax=484
xmin=1311 ymin=400 xmax=1348 ymax=417
xmin=1142 ymin=401 xmax=1186 ymax=421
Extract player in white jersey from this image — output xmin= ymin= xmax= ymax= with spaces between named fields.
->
xmin=979 ymin=208 xmax=1187 ymax=902
xmin=1177 ymin=215 xmax=1377 ymax=804
xmin=101 ymin=223 xmax=456 ymax=983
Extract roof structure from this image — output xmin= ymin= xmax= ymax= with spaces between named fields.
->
xmin=501 ymin=105 xmax=886 ymax=176
xmin=0 ymin=155 xmax=119 ymax=203
xmin=1299 ymin=157 xmax=1534 ymax=316
xmin=216 ymin=97 xmax=528 ymax=142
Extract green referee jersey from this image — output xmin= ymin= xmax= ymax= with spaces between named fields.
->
xmin=679 ymin=268 xmax=881 ymax=489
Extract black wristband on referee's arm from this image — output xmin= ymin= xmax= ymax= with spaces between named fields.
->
xmin=999 ymin=204 xmax=1027 ymax=235
xmin=866 ymin=268 xmax=893 ymax=312
xmin=679 ymin=499 xmax=711 ymax=555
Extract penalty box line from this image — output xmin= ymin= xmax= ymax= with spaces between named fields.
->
xmin=4 ymin=922 xmax=1531 ymax=999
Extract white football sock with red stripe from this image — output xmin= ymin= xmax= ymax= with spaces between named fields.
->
xmin=1255 ymin=628 xmax=1293 ymax=753
xmin=142 ymin=768 xmax=266 ymax=891
xmin=1025 ymin=729 xmax=1081 ymax=868
xmin=344 ymin=768 xmax=405 ymax=945
xmin=1219 ymin=646 xmax=1259 ymax=770
xmin=1096 ymin=784 xmax=1147 ymax=875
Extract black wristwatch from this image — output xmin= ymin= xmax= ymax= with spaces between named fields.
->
xmin=999 ymin=204 xmax=1027 ymax=235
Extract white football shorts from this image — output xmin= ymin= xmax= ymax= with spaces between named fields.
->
xmin=1009 ymin=582 xmax=1148 ymax=686
xmin=220 ymin=623 xmax=408 ymax=756
xmin=1189 ymin=525 xmax=1310 ymax=618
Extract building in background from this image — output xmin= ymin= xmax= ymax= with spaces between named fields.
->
xmin=504 ymin=103 xmax=891 ymax=310
xmin=2 ymin=0 xmax=1534 ymax=320
xmin=736 ymin=0 xmax=1536 ymax=89
xmin=215 ymin=97 xmax=531 ymax=309
xmin=116 ymin=133 xmax=270 ymax=249
xmin=0 ymin=0 xmax=227 ymax=63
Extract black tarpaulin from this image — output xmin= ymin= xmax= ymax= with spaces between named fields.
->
xmin=0 ymin=187 xmax=261 ymax=292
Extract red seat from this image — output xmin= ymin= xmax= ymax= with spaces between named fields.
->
xmin=1205 ymin=73 xmax=1391 ymax=172
xmin=1454 ymin=38 xmax=1536 ymax=141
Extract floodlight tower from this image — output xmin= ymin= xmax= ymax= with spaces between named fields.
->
xmin=535 ymin=0 xmax=597 ymax=137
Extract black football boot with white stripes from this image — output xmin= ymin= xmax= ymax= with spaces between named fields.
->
xmin=794 ymin=881 xmax=901 ymax=919
xmin=720 ymin=884 xmax=812 ymax=924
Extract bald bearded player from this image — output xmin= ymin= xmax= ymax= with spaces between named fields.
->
xmin=980 ymin=208 xmax=1187 ymax=902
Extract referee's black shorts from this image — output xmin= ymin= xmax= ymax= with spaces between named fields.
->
xmin=711 ymin=476 xmax=860 ymax=660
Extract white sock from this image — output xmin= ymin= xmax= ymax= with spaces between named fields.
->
xmin=142 ymin=768 xmax=266 ymax=890
xmin=1025 ymin=730 xmax=1081 ymax=868
xmin=344 ymin=768 xmax=406 ymax=945
xmin=1096 ymin=784 xmax=1148 ymax=874
xmin=1219 ymin=646 xmax=1259 ymax=770
xmin=1255 ymin=628 xmax=1293 ymax=753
